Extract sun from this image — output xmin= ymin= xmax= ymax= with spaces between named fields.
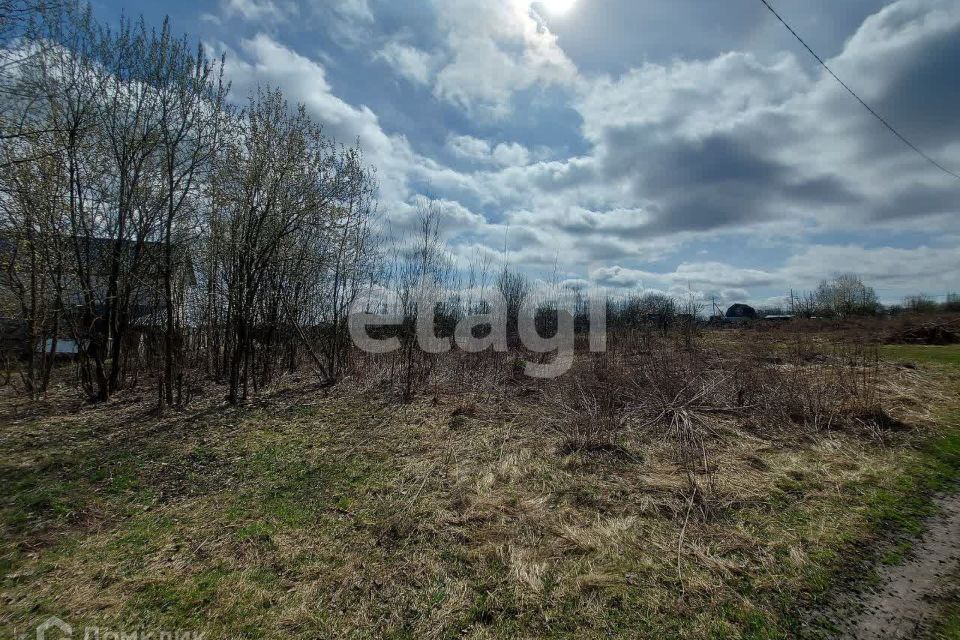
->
xmin=537 ymin=0 xmax=577 ymax=15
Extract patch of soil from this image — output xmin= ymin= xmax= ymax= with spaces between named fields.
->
xmin=809 ymin=490 xmax=960 ymax=639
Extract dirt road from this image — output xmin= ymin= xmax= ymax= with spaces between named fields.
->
xmin=817 ymin=491 xmax=960 ymax=639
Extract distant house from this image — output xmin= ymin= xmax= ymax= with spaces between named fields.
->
xmin=1 ymin=235 xmax=196 ymax=355
xmin=725 ymin=303 xmax=758 ymax=323
xmin=2 ymin=234 xmax=195 ymax=308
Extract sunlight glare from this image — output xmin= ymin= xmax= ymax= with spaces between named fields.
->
xmin=538 ymin=0 xmax=577 ymax=15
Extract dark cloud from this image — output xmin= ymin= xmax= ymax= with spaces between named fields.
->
xmin=598 ymin=128 xmax=861 ymax=236
xmin=162 ymin=0 xmax=960 ymax=301
xmin=783 ymin=176 xmax=859 ymax=205
xmin=873 ymin=183 xmax=960 ymax=221
xmin=574 ymin=237 xmax=639 ymax=262
xmin=634 ymin=134 xmax=783 ymax=190
xmin=873 ymin=28 xmax=960 ymax=147
xmin=548 ymin=0 xmax=889 ymax=74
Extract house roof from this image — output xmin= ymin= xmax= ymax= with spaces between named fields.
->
xmin=725 ymin=303 xmax=758 ymax=318
xmin=0 ymin=234 xmax=196 ymax=285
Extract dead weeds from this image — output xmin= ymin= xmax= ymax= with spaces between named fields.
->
xmin=2 ymin=335 xmax=959 ymax=638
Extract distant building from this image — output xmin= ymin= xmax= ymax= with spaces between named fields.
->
xmin=1 ymin=235 xmax=196 ymax=357
xmin=725 ymin=304 xmax=758 ymax=323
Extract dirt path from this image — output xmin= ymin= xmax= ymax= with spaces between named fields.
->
xmin=817 ymin=491 xmax=960 ymax=639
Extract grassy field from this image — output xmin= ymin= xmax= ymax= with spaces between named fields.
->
xmin=881 ymin=344 xmax=960 ymax=366
xmin=2 ymin=340 xmax=960 ymax=638
xmin=935 ymin=579 xmax=960 ymax=640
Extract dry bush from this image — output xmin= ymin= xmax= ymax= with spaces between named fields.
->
xmin=626 ymin=348 xmax=734 ymax=512
xmin=543 ymin=354 xmax=631 ymax=453
xmin=772 ymin=364 xmax=844 ymax=431
xmin=886 ymin=317 xmax=959 ymax=345
xmin=346 ymin=322 xmax=908 ymax=449
xmin=737 ymin=336 xmax=905 ymax=437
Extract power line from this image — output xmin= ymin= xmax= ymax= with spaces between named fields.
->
xmin=759 ymin=0 xmax=960 ymax=181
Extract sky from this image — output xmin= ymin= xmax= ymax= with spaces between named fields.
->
xmin=90 ymin=0 xmax=960 ymax=308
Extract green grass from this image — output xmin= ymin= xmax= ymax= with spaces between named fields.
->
xmin=2 ymin=363 xmax=960 ymax=639
xmin=881 ymin=344 xmax=960 ymax=366
xmin=933 ymin=571 xmax=960 ymax=640
xmin=935 ymin=602 xmax=960 ymax=639
xmin=775 ymin=413 xmax=960 ymax=637
xmin=937 ymin=612 xmax=960 ymax=640
xmin=939 ymin=620 xmax=960 ymax=640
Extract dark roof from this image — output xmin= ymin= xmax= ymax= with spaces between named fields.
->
xmin=1 ymin=235 xmax=195 ymax=285
xmin=725 ymin=303 xmax=758 ymax=319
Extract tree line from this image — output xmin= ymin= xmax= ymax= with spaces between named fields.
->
xmin=1 ymin=2 xmax=956 ymax=406
xmin=0 ymin=1 xmax=378 ymax=404
xmin=780 ymin=275 xmax=958 ymax=319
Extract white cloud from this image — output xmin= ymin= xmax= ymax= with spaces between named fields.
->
xmin=375 ymin=41 xmax=435 ymax=86
xmin=204 ymin=0 xmax=960 ymax=302
xmin=781 ymin=245 xmax=960 ymax=292
xmin=671 ymin=263 xmax=778 ymax=289
xmin=220 ymin=0 xmax=292 ymax=22
xmin=577 ymin=51 xmax=808 ymax=144
xmin=491 ymin=142 xmax=530 ymax=167
xmin=447 ymin=134 xmax=491 ymax=160
xmin=386 ymin=198 xmax=488 ymax=242
xmin=224 ymin=34 xmax=418 ymax=204
xmin=592 ymin=243 xmax=960 ymax=305
xmin=430 ymin=0 xmax=580 ymax=118
xmin=332 ymin=0 xmax=373 ymax=23
xmin=446 ymin=135 xmax=531 ymax=167
xmin=591 ymin=266 xmax=656 ymax=289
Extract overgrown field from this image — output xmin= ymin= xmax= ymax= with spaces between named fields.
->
xmin=2 ymin=331 xmax=960 ymax=638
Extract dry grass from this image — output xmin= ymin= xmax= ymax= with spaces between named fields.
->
xmin=2 ymin=332 xmax=959 ymax=638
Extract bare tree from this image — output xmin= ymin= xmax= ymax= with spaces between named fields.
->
xmin=153 ymin=19 xmax=228 ymax=407
xmin=497 ymin=267 xmax=530 ymax=348
xmin=5 ymin=1 xmax=106 ymax=396
xmin=213 ymin=88 xmax=336 ymax=404
xmin=0 ymin=138 xmax=67 ymax=396
xmin=814 ymin=274 xmax=880 ymax=318
xmin=1 ymin=3 xmax=382 ymax=404
xmin=0 ymin=0 xmax=65 ymax=164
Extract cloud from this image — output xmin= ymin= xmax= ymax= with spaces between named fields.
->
xmin=426 ymin=0 xmax=960 ymax=284
xmin=781 ymin=245 xmax=960 ymax=291
xmin=332 ymin=0 xmax=373 ymax=23
xmin=376 ymin=41 xmax=436 ymax=85
xmin=671 ymin=263 xmax=778 ymax=289
xmin=447 ymin=134 xmax=492 ymax=160
xmin=447 ymin=135 xmax=531 ymax=167
xmin=220 ymin=0 xmax=293 ymax=22
xmin=592 ymin=243 xmax=960 ymax=305
xmin=591 ymin=266 xmax=656 ymax=289
xmin=588 ymin=262 xmax=780 ymax=301
xmin=570 ymin=1 xmax=960 ymax=247
xmin=386 ymin=198 xmax=488 ymax=241
xmin=491 ymin=142 xmax=530 ymax=167
xmin=224 ymin=34 xmax=421 ymax=203
xmin=202 ymin=0 xmax=960 ymax=304
xmin=430 ymin=0 xmax=580 ymax=118
xmin=577 ymin=54 xmax=848 ymax=239
xmin=831 ymin=0 xmax=960 ymax=147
